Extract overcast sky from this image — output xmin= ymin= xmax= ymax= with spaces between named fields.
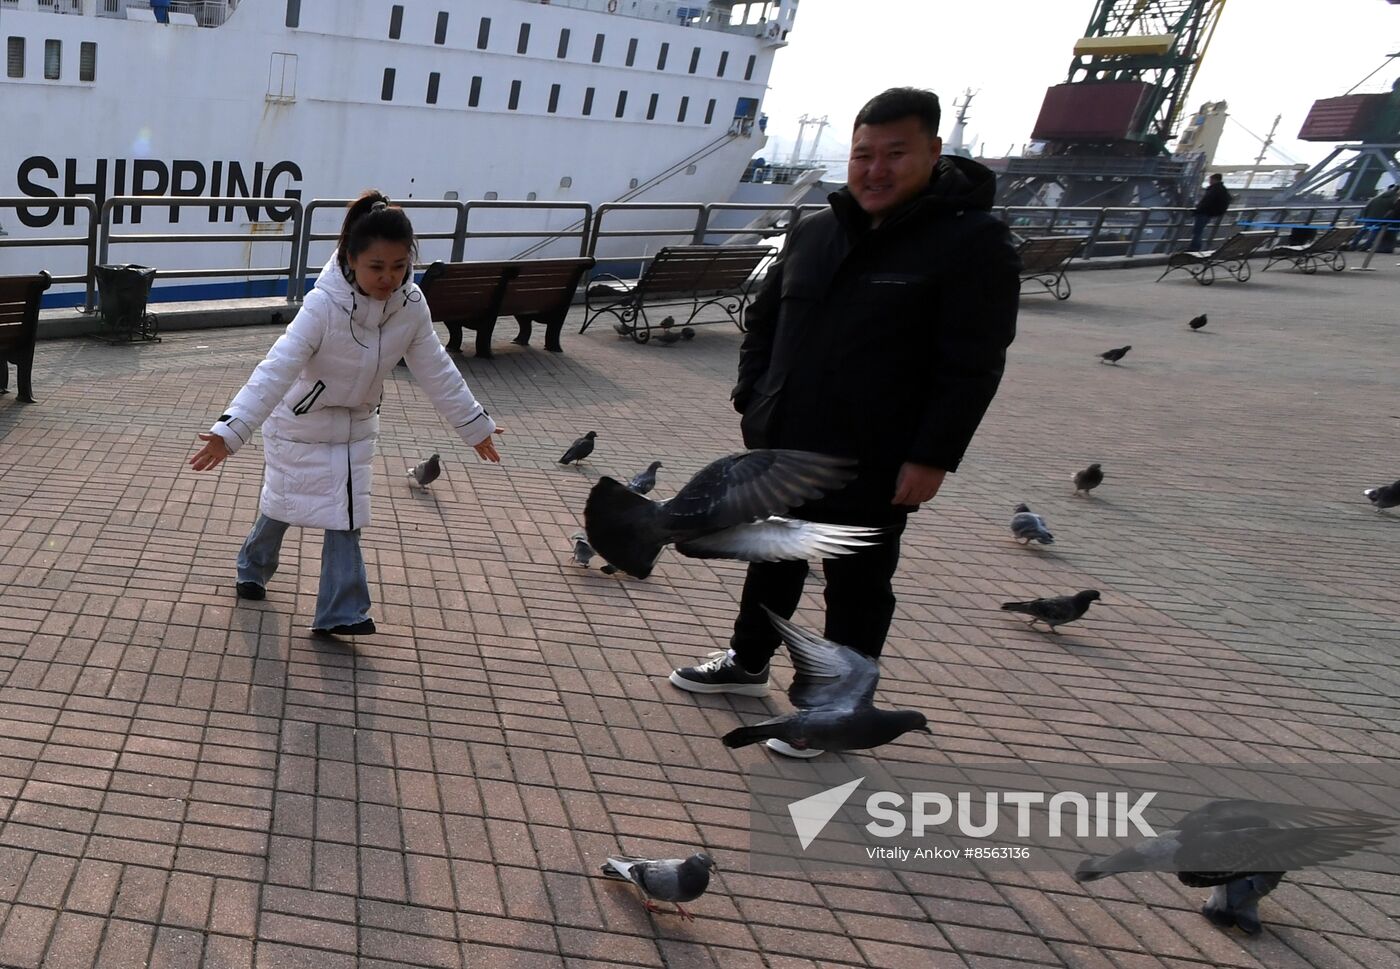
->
xmin=759 ymin=0 xmax=1398 ymax=173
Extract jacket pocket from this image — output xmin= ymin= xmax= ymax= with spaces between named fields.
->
xmin=739 ymin=390 xmax=781 ymax=449
xmin=291 ymin=380 xmax=327 ymax=415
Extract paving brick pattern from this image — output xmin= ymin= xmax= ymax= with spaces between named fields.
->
xmin=0 ymin=263 xmax=1397 ymax=967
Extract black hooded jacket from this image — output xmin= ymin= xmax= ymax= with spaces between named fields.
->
xmin=732 ymin=155 xmax=1019 ymax=513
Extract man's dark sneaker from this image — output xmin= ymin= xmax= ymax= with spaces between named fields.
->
xmin=312 ymin=618 xmax=377 ymax=637
xmin=669 ymin=650 xmax=769 ymax=697
xmin=236 ymin=581 xmax=265 ymax=601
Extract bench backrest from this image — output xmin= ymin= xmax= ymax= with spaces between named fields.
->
xmin=420 ymin=257 xmax=595 ymax=321
xmin=0 ymin=272 xmax=53 ymax=352
xmin=636 ymin=245 xmax=774 ymax=300
xmin=497 ymin=258 xmax=595 ymax=316
xmin=1016 ymin=236 xmax=1087 ymax=274
xmin=1308 ymin=225 xmax=1360 ymax=253
xmin=1212 ymin=230 xmax=1274 ymax=260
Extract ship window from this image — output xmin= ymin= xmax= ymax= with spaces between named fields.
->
xmin=6 ymin=38 xmax=22 ymax=79
xmin=646 ymin=93 xmax=658 ymax=121
xmin=527 ymin=191 xmax=537 ymax=201
xmin=427 ymin=72 xmax=440 ymax=104
xmin=444 ymin=191 xmax=458 ymax=200
xmin=380 ymin=67 xmax=395 ymax=101
xmin=285 ymin=0 xmax=300 ymax=29
xmin=508 ymin=79 xmax=521 ymax=110
xmin=744 ymin=54 xmax=755 ymax=80
xmin=717 ymin=51 xmax=728 ymax=77
xmin=625 ymin=38 xmax=637 ymax=67
xmin=685 ymin=164 xmax=697 ymax=175
xmin=582 ymin=86 xmax=594 ymax=116
xmin=656 ymin=43 xmax=668 ymax=71
xmin=556 ymin=28 xmax=569 ymax=59
xmin=688 ymin=46 xmax=700 ymax=74
xmin=80 ymin=41 xmax=96 ymax=82
xmin=388 ymin=5 xmax=402 ymax=40
xmin=628 ymin=178 xmax=639 ymax=189
xmin=548 ymin=83 xmax=560 ymax=113
xmin=469 ymin=75 xmax=482 ymax=107
xmin=517 ymin=23 xmax=529 ymax=54
xmin=615 ymin=90 xmax=627 ymax=118
xmin=677 ymin=96 xmax=689 ymax=123
xmin=43 ymin=39 xmax=59 ymax=80
xmin=592 ymin=33 xmax=604 ymax=64
xmin=477 ymin=17 xmax=490 ymax=50
xmin=435 ymin=11 xmax=448 ymax=45
xmin=485 ymin=191 xmax=498 ymax=201
xmin=559 ymin=176 xmax=572 ymax=189
xmin=704 ymin=98 xmax=716 ymax=124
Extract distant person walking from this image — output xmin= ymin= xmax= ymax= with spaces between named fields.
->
xmin=1189 ymin=173 xmax=1232 ymax=251
xmin=1353 ymin=184 xmax=1397 ymax=251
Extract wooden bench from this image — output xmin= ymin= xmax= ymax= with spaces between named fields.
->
xmin=1262 ymin=225 xmax=1362 ymax=274
xmin=0 ymin=272 xmax=52 ymax=404
xmin=418 ymin=257 xmax=595 ymax=359
xmin=1016 ymin=236 xmax=1087 ymax=300
xmin=1156 ymin=230 xmax=1274 ymax=285
xmin=580 ymin=244 xmax=775 ymax=344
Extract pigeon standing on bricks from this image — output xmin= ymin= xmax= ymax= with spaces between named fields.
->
xmin=1010 ymin=504 xmax=1054 ymax=545
xmin=627 ymin=461 xmax=663 ymax=495
xmin=1001 ymin=590 xmax=1100 ymax=632
xmin=559 ymin=431 xmax=597 ymax=466
xmin=1073 ymin=463 xmax=1104 ymax=496
xmin=1364 ymin=479 xmax=1400 ymax=511
xmin=1189 ymin=313 xmax=1208 ymax=331
xmin=570 ymin=532 xmax=596 ymax=567
xmin=407 ymin=453 xmax=442 ymax=487
xmin=1099 ymin=345 xmax=1132 ymax=364
xmin=600 ymin=852 xmax=717 ymax=921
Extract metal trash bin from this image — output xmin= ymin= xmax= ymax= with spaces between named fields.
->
xmin=94 ymin=264 xmax=161 ymax=343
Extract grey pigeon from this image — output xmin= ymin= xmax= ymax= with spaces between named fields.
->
xmin=1001 ymin=590 xmax=1100 ymax=632
xmin=1099 ymin=345 xmax=1131 ymax=364
xmin=1075 ymin=799 xmax=1390 ymax=935
xmin=1189 ymin=313 xmax=1208 ymax=330
xmin=570 ymin=532 xmax=596 ymax=567
xmin=680 ymin=327 xmax=696 ymax=341
xmin=1010 ymin=503 xmax=1054 ymax=545
xmin=654 ymin=329 xmax=682 ymax=345
xmin=1364 ymin=479 xmax=1400 ymax=511
xmin=407 ymin=453 xmax=442 ymax=487
xmin=1073 ymin=463 xmax=1104 ymax=496
xmin=559 ymin=431 xmax=597 ymax=466
xmin=600 ymin=852 xmax=717 ymax=921
xmin=627 ymin=461 xmax=663 ymax=495
xmin=583 ymin=449 xmax=880 ymax=579
xmin=722 ymin=609 xmax=931 ymax=755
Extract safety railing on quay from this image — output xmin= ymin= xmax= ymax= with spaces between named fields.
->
xmin=0 ymin=196 xmax=100 ymax=312
xmin=462 ymin=200 xmax=594 ymax=259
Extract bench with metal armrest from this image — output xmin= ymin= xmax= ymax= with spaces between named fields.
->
xmin=1156 ymin=230 xmax=1275 ymax=285
xmin=0 ymin=271 xmax=52 ymax=404
xmin=1262 ymin=225 xmax=1361 ymax=274
xmin=1016 ymin=235 xmax=1088 ymax=300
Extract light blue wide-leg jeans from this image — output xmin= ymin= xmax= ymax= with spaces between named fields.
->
xmin=237 ymin=514 xmax=371 ymax=629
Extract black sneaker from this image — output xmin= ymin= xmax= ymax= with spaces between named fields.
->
xmin=236 ymin=581 xmax=265 ymax=601
xmin=312 ymin=618 xmax=377 ymax=637
xmin=669 ymin=650 xmax=769 ymax=697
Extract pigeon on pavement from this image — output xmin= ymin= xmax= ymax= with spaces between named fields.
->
xmin=584 ymin=449 xmax=880 ymax=579
xmin=654 ymin=330 xmax=682 ymax=345
xmin=559 ymin=431 xmax=597 ymax=466
xmin=1011 ymin=504 xmax=1054 ymax=545
xmin=1364 ymin=479 xmax=1400 ymax=511
xmin=1099 ymin=345 xmax=1131 ymax=364
xmin=570 ymin=532 xmax=596 ymax=567
xmin=680 ymin=327 xmax=696 ymax=341
xmin=721 ymin=609 xmax=931 ymax=755
xmin=1189 ymin=313 xmax=1208 ymax=330
xmin=1073 ymin=463 xmax=1104 ymax=496
xmin=600 ymin=852 xmax=717 ymax=921
xmin=1001 ymin=590 xmax=1100 ymax=632
xmin=1075 ymin=799 xmax=1391 ymax=935
xmin=407 ymin=453 xmax=442 ymax=487
xmin=628 ymin=461 xmax=663 ymax=495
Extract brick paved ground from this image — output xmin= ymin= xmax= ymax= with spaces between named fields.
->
xmin=0 ymin=261 xmax=1397 ymax=968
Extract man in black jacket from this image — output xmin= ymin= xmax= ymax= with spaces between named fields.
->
xmin=669 ymin=88 xmax=1020 ymax=756
xmin=1189 ymin=173 xmax=1232 ymax=251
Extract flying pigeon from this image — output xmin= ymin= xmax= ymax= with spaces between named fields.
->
xmin=583 ymin=449 xmax=880 ymax=579
xmin=721 ymin=609 xmax=931 ymax=755
xmin=1001 ymin=590 xmax=1100 ymax=632
xmin=1189 ymin=313 xmax=1208 ymax=330
xmin=407 ymin=453 xmax=442 ymax=487
xmin=1364 ymin=479 xmax=1400 ymax=511
xmin=1010 ymin=504 xmax=1054 ymax=545
xmin=570 ymin=532 xmax=596 ymax=567
xmin=1073 ymin=463 xmax=1104 ymax=496
xmin=627 ymin=461 xmax=663 ymax=495
xmin=1099 ymin=345 xmax=1131 ymax=364
xmin=600 ymin=852 xmax=717 ymax=921
xmin=559 ymin=431 xmax=597 ymax=466
xmin=1075 ymin=799 xmax=1391 ymax=935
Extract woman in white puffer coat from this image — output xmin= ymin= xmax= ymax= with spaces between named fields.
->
xmin=189 ymin=191 xmax=503 ymax=636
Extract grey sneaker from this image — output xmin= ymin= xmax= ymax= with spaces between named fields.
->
xmin=765 ymin=738 xmax=824 ymax=759
xmin=669 ymin=650 xmax=769 ymax=697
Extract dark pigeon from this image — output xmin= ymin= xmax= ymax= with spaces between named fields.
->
xmin=1364 ymin=479 xmax=1400 ymax=511
xmin=1001 ymin=590 xmax=1100 ymax=632
xmin=407 ymin=453 xmax=442 ymax=487
xmin=1075 ymin=799 xmax=1391 ymax=935
xmin=1189 ymin=313 xmax=1208 ymax=330
xmin=584 ymin=449 xmax=879 ymax=579
xmin=1073 ymin=463 xmax=1104 ymax=496
xmin=1010 ymin=503 xmax=1054 ymax=545
xmin=680 ymin=327 xmax=696 ymax=341
xmin=559 ymin=431 xmax=597 ymax=466
xmin=722 ymin=609 xmax=931 ymax=754
xmin=654 ymin=329 xmax=682 ymax=345
xmin=627 ymin=461 xmax=663 ymax=495
xmin=1099 ymin=345 xmax=1131 ymax=364
xmin=600 ymin=852 xmax=717 ymax=921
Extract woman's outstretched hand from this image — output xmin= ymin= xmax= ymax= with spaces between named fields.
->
xmin=474 ymin=426 xmax=506 ymax=463
xmin=189 ymin=432 xmax=230 ymax=472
